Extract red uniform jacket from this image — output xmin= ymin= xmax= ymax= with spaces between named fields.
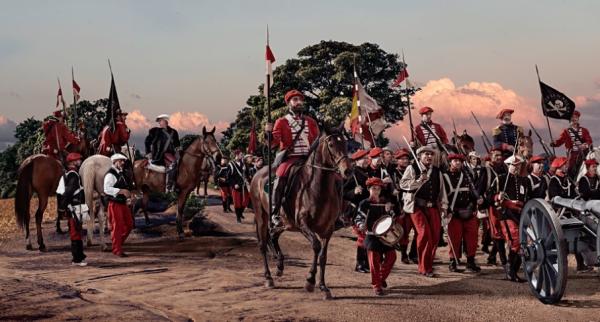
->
xmin=98 ymin=122 xmax=131 ymax=156
xmin=415 ymin=122 xmax=448 ymax=146
xmin=270 ymin=114 xmax=319 ymax=151
xmin=42 ymin=120 xmax=80 ymax=156
xmin=554 ymin=127 xmax=592 ymax=150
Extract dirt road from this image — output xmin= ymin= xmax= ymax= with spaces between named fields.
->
xmin=1 ymin=193 xmax=599 ymax=321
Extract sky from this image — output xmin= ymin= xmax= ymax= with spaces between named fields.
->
xmin=1 ymin=0 xmax=600 ymax=151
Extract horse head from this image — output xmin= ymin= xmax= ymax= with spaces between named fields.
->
xmin=199 ymin=126 xmax=222 ymax=164
xmin=318 ymin=123 xmax=353 ymax=179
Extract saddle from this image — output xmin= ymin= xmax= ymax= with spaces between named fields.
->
xmin=140 ymin=159 xmax=166 ymax=174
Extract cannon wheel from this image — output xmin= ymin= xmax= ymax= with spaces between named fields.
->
xmin=520 ymin=199 xmax=568 ymax=304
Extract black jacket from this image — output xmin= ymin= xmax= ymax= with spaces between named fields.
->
xmin=145 ymin=126 xmax=180 ymax=164
xmin=58 ymin=169 xmax=85 ymax=211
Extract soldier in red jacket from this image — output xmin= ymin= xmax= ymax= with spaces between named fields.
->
xmin=413 ymin=106 xmax=449 ymax=148
xmin=42 ymin=110 xmax=80 ymax=161
xmin=97 ymin=111 xmax=131 ymax=156
xmin=265 ymin=89 xmax=320 ymax=228
xmin=551 ymin=110 xmax=592 ymax=178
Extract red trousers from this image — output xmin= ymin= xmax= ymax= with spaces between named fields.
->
xmin=447 ymin=216 xmax=478 ymax=258
xmin=411 ymin=207 xmax=441 ymax=274
xmin=500 ymin=219 xmax=520 ymax=252
xmin=488 ymin=207 xmax=504 ymax=240
xmin=399 ymin=214 xmax=414 ymax=246
xmin=352 ymin=226 xmax=366 ymax=248
xmin=108 ymin=201 xmax=133 ymax=255
xmin=219 ymin=186 xmax=231 ymax=201
xmin=68 ymin=218 xmax=82 ymax=241
xmin=368 ymin=249 xmax=396 ymax=289
xmin=232 ymin=188 xmax=250 ymax=209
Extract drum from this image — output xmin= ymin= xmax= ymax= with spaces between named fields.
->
xmin=373 ymin=215 xmax=404 ymax=247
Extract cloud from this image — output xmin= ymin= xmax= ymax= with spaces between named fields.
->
xmin=0 ymin=115 xmax=17 ymax=151
xmin=130 ymin=93 xmax=142 ymax=100
xmin=125 ymin=109 xmax=152 ymax=133
xmin=126 ymin=109 xmax=228 ymax=138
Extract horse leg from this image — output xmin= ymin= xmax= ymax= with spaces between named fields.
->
xmin=204 ymin=181 xmax=208 ymax=200
xmin=35 ymin=195 xmax=48 ymax=252
xmin=271 ymin=231 xmax=285 ymax=276
xmin=98 ymin=202 xmax=108 ymax=252
xmin=256 ymin=209 xmax=274 ymax=288
xmin=86 ymin=201 xmax=97 ymax=247
xmin=176 ymin=187 xmax=193 ymax=240
xmin=318 ymin=236 xmax=333 ymax=300
xmin=302 ymin=229 xmax=321 ymax=293
xmin=25 ymin=209 xmax=33 ymax=251
xmin=142 ymin=193 xmax=150 ymax=226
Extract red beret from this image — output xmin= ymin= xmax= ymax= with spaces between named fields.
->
xmin=529 ymin=155 xmax=545 ymax=163
xmin=284 ymin=90 xmax=305 ymax=104
xmin=551 ymin=156 xmax=568 ymax=169
xmin=53 ymin=110 xmax=64 ymax=118
xmin=365 ymin=177 xmax=384 ymax=187
xmin=394 ymin=148 xmax=410 ymax=159
xmin=572 ymin=110 xmax=581 ymax=118
xmin=496 ymin=108 xmax=514 ymax=119
xmin=368 ymin=147 xmax=383 ymax=158
xmin=448 ymin=153 xmax=465 ymax=161
xmin=483 ymin=155 xmax=491 ymax=162
xmin=351 ymin=149 xmax=369 ymax=160
xmin=66 ymin=152 xmax=82 ymax=163
xmin=585 ymin=159 xmax=599 ymax=167
xmin=419 ymin=106 xmax=434 ymax=115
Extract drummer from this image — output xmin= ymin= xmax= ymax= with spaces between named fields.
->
xmin=354 ymin=177 xmax=398 ymax=296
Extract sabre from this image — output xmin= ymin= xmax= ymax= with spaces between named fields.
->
xmin=402 ymin=135 xmax=424 ymax=172
xmin=528 ymin=121 xmax=555 ymax=159
xmin=442 ymin=216 xmax=460 ymax=266
xmin=470 ymin=111 xmax=492 ymax=154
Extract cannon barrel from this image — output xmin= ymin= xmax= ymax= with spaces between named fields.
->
xmin=552 ymin=197 xmax=600 ymax=217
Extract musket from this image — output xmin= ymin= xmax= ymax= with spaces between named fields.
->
xmin=528 ymin=121 xmax=555 ymax=158
xmin=470 ymin=111 xmax=492 ymax=154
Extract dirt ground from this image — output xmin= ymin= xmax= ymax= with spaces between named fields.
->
xmin=2 ymin=191 xmax=600 ymax=321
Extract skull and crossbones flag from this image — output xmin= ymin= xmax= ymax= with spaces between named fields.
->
xmin=539 ymin=80 xmax=575 ymax=120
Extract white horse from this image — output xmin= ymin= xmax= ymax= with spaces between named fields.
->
xmin=79 ymin=146 xmax=135 ymax=250
xmin=576 ymin=147 xmax=600 ymax=183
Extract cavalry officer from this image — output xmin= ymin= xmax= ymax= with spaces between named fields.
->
xmin=103 ymin=153 xmax=134 ymax=257
xmin=400 ymin=146 xmax=448 ymax=277
xmin=265 ymin=89 xmax=319 ymax=229
xmin=354 ymin=177 xmax=397 ymax=296
xmin=145 ymin=114 xmax=181 ymax=192
xmin=97 ymin=110 xmax=131 ymax=156
xmin=215 ymin=156 xmax=233 ymax=213
xmin=42 ymin=110 xmax=80 ymax=161
xmin=578 ymin=159 xmax=600 ymax=201
xmin=443 ymin=154 xmax=481 ymax=273
xmin=551 ymin=110 xmax=593 ymax=178
xmin=492 ymin=109 xmax=524 ymax=158
xmin=344 ymin=149 xmax=370 ymax=273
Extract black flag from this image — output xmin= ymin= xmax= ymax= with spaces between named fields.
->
xmin=106 ymin=74 xmax=121 ymax=131
xmin=539 ymin=80 xmax=575 ymax=120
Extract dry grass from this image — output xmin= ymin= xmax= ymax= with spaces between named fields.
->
xmin=0 ymin=197 xmax=57 ymax=241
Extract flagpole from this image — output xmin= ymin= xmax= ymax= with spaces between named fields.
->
xmin=353 ymin=56 xmax=365 ymax=149
xmin=57 ymin=77 xmax=66 ymax=122
xmin=107 ymin=59 xmax=117 ymax=132
xmin=265 ymin=25 xmax=273 ymax=225
xmin=71 ymin=66 xmax=77 ymax=131
xmin=401 ymin=50 xmax=415 ymax=143
xmin=536 ymin=64 xmax=556 ymax=156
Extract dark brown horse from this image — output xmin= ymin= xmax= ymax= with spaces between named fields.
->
xmin=195 ymin=157 xmax=214 ymax=198
xmin=133 ymin=126 xmax=221 ymax=238
xmin=249 ymin=125 xmax=353 ymax=299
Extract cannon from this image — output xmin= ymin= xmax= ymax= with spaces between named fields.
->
xmin=519 ymin=197 xmax=600 ymax=304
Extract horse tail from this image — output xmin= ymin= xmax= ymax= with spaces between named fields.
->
xmin=15 ymin=157 xmax=35 ymax=229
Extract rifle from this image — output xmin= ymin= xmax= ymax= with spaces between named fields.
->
xmin=528 ymin=121 xmax=555 ymax=159
xmin=470 ymin=111 xmax=492 ymax=154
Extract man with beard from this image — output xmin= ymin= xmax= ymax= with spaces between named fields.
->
xmin=345 ymin=149 xmax=371 ymax=273
xmin=492 ymin=109 xmax=524 ymax=158
xmin=551 ymin=111 xmax=593 ymax=178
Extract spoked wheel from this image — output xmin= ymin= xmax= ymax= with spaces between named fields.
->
xmin=520 ymin=199 xmax=568 ymax=304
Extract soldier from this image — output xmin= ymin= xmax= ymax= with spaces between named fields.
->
xmin=57 ymin=152 xmax=87 ymax=266
xmin=492 ymin=109 xmax=524 ymax=158
xmin=42 ymin=110 xmax=80 ymax=161
xmin=344 ymin=149 xmax=370 ymax=273
xmin=488 ymin=155 xmax=531 ymax=282
xmin=368 ymin=147 xmax=397 ymax=199
xmin=443 ymin=154 xmax=481 ymax=273
xmin=215 ymin=156 xmax=233 ymax=213
xmin=578 ymin=159 xmax=600 ymax=201
xmin=400 ymin=146 xmax=448 ymax=277
xmin=254 ymin=156 xmax=264 ymax=171
xmin=145 ymin=114 xmax=181 ymax=192
xmin=354 ymin=177 xmax=397 ymax=296
xmin=97 ymin=111 xmax=130 ymax=156
xmin=265 ymin=89 xmax=319 ymax=229
xmin=229 ymin=150 xmax=250 ymax=223
xmin=550 ymin=110 xmax=592 ymax=178
xmin=413 ymin=106 xmax=449 ymax=148
xmin=528 ymin=155 xmax=549 ymax=199
xmin=103 ymin=153 xmax=134 ymax=257
xmin=548 ymin=157 xmax=576 ymax=200
xmin=394 ymin=148 xmax=416 ymax=264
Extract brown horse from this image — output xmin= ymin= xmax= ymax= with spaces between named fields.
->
xmin=133 ymin=126 xmax=221 ymax=238
xmin=15 ymin=154 xmax=63 ymax=251
xmin=249 ymin=125 xmax=353 ymax=299
xmin=195 ymin=157 xmax=214 ymax=198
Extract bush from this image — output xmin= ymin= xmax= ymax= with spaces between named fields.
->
xmin=183 ymin=194 xmax=205 ymax=220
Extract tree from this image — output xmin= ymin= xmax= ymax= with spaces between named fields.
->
xmin=221 ymin=40 xmax=407 ymax=153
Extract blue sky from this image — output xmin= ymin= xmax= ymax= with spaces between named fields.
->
xmin=1 ymin=0 xmax=599 ymax=130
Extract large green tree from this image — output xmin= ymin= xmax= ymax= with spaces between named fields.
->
xmin=221 ymin=40 xmax=407 ymax=155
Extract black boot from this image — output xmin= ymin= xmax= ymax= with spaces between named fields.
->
xmin=506 ymin=251 xmax=525 ymax=282
xmin=487 ymin=241 xmax=498 ymax=265
xmin=166 ymin=164 xmax=177 ymax=193
xmin=271 ymin=177 xmax=288 ymax=229
xmin=235 ymin=208 xmax=243 ymax=223
xmin=399 ymin=244 xmax=410 ymax=264
xmin=448 ymin=258 xmax=458 ymax=272
xmin=222 ymin=201 xmax=229 ymax=213
xmin=438 ymin=227 xmax=447 ymax=247
xmin=355 ymin=247 xmax=369 ymax=273
xmin=497 ymin=240 xmax=507 ymax=266
xmin=409 ymin=238 xmax=419 ymax=264
xmin=576 ymin=253 xmax=592 ymax=272
xmin=226 ymin=197 xmax=233 ymax=212
xmin=466 ymin=256 xmax=481 ymax=273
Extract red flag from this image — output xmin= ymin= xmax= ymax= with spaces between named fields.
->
xmin=72 ymin=79 xmax=81 ymax=101
xmin=56 ymin=87 xmax=63 ymax=108
xmin=392 ymin=68 xmax=409 ymax=87
xmin=247 ymin=122 xmax=257 ymax=154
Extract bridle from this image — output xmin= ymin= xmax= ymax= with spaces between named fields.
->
xmin=309 ymin=134 xmax=348 ymax=173
xmin=185 ymin=134 xmax=220 ymax=162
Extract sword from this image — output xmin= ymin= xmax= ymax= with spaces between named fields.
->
xmin=470 ymin=111 xmax=492 ymax=154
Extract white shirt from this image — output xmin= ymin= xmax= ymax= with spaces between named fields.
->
xmin=103 ymin=166 xmax=122 ymax=197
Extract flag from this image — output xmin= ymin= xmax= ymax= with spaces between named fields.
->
xmin=539 ymin=80 xmax=575 ymax=120
xmin=264 ymin=44 xmax=276 ymax=97
xmin=247 ymin=122 xmax=257 ymax=154
xmin=107 ymin=74 xmax=121 ymax=131
xmin=56 ymin=87 xmax=65 ymax=108
xmin=347 ymin=71 xmax=388 ymax=147
xmin=392 ymin=68 xmax=409 ymax=87
xmin=72 ymin=79 xmax=81 ymax=102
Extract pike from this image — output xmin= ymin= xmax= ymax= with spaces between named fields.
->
xmin=528 ymin=121 xmax=555 ymax=158
xmin=470 ymin=111 xmax=492 ymax=153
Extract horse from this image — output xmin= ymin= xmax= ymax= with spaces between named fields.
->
xmin=14 ymin=154 xmax=63 ymax=251
xmin=133 ymin=126 xmax=221 ymax=238
xmin=195 ymin=157 xmax=214 ymax=199
xmin=79 ymin=145 xmax=136 ymax=250
xmin=249 ymin=124 xmax=353 ymax=299
xmin=450 ymin=130 xmax=476 ymax=156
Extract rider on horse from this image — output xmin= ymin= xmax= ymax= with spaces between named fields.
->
xmin=550 ymin=110 xmax=592 ymax=178
xmin=266 ymin=89 xmax=319 ymax=229
xmin=42 ymin=110 xmax=80 ymax=161
xmin=144 ymin=114 xmax=181 ymax=192
xmin=97 ymin=110 xmax=131 ymax=156
xmin=492 ymin=109 xmax=524 ymax=158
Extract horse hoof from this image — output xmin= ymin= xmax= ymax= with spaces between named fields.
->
xmin=25 ymin=244 xmax=33 ymax=251
xmin=276 ymin=269 xmax=283 ymax=277
xmin=265 ymin=279 xmax=275 ymax=288
xmin=322 ymin=290 xmax=333 ymax=300
xmin=39 ymin=245 xmax=47 ymax=252
xmin=304 ymin=282 xmax=315 ymax=293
